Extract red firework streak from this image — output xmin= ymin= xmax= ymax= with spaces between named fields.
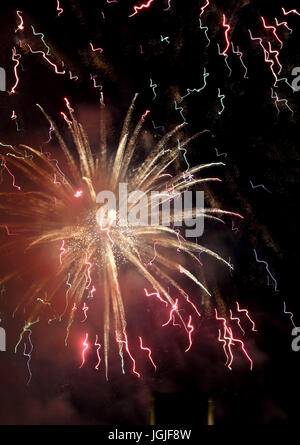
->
xmin=222 ymin=14 xmax=231 ymax=56
xmin=129 ymin=0 xmax=155 ymax=18
xmin=139 ymin=336 xmax=157 ymax=371
xmin=4 ymin=226 xmax=17 ymax=236
xmin=215 ymin=309 xmax=253 ymax=370
xmin=79 ymin=333 xmax=89 ymax=368
xmin=1 ymin=157 xmax=21 ymax=190
xmin=116 ymin=330 xmax=141 ymax=378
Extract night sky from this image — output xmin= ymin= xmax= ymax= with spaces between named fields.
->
xmin=0 ymin=0 xmax=299 ymax=425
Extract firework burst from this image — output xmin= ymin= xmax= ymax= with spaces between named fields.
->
xmin=0 ymin=94 xmax=243 ymax=378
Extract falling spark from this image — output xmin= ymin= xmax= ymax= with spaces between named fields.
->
xmin=185 ymin=315 xmax=194 ymax=352
xmin=95 ymin=335 xmax=102 ymax=370
xmin=283 ymin=301 xmax=296 ymax=329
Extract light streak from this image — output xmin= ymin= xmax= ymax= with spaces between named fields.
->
xmin=99 ymin=223 xmax=114 ymax=246
xmin=162 ymin=298 xmax=178 ymax=327
xmin=200 ymin=0 xmax=209 ymax=17
xmin=81 ymin=302 xmax=89 ymax=322
xmin=231 ymin=43 xmax=249 ymax=79
xmin=179 ymin=265 xmax=212 ymax=296
xmin=57 ymin=0 xmax=63 ymax=17
xmin=152 ymin=121 xmax=165 ymax=133
xmin=27 ymin=44 xmax=65 ymax=75
xmin=261 ymin=16 xmax=283 ymax=49
xmin=9 ymin=47 xmax=21 ymax=95
xmin=116 ymin=330 xmax=141 ymax=378
xmin=163 ymin=0 xmax=172 ymax=11
xmin=141 ymin=109 xmax=150 ymax=121
xmin=275 ymin=18 xmax=293 ymax=34
xmin=150 ymin=78 xmax=157 ymax=100
xmin=249 ymin=180 xmax=271 ymax=193
xmin=215 ymin=148 xmax=227 ymax=158
xmin=84 ymin=253 xmax=92 ymax=289
xmin=95 ymin=335 xmax=102 ymax=370
xmin=59 ymin=240 xmax=66 ymax=265
xmin=15 ymin=11 xmax=24 ymax=33
xmin=1 ymin=157 xmax=21 ymax=190
xmin=23 ymin=330 xmax=34 ymax=385
xmin=90 ymin=74 xmax=102 ymax=90
xmin=79 ymin=333 xmax=89 ymax=368
xmin=145 ymin=240 xmax=158 ymax=266
xmin=185 ymin=315 xmax=194 ymax=352
xmin=217 ymin=88 xmax=225 ymax=115
xmin=31 ymin=26 xmax=51 ymax=55
xmin=4 ymin=226 xmax=17 ymax=236
xmin=160 ymin=35 xmax=170 ymax=44
xmin=177 ymin=139 xmax=190 ymax=172
xmin=129 ymin=0 xmax=155 ymax=18
xmin=271 ymin=89 xmax=294 ymax=116
xmin=140 ymin=44 xmax=143 ymax=54
xmin=236 ymin=302 xmax=257 ymax=332
xmin=268 ymin=42 xmax=282 ymax=74
xmin=215 ymin=309 xmax=253 ymax=370
xmin=144 ymin=288 xmax=168 ymax=306
xmin=199 ymin=18 xmax=210 ymax=47
xmin=217 ymin=43 xmax=232 ymax=77
xmin=59 ymin=272 xmax=71 ymax=320
xmin=229 ymin=309 xmax=245 ymax=335
xmin=139 ymin=336 xmax=157 ymax=371
xmin=180 ymin=67 xmax=209 ymax=101
xmin=89 ymin=42 xmax=103 ymax=53
xmin=221 ymin=14 xmax=231 ymax=56
xmin=74 ymin=190 xmax=83 ymax=198
xmin=248 ymin=30 xmax=277 ymax=85
xmin=283 ymin=301 xmax=296 ymax=329
xmin=69 ymin=71 xmax=78 ymax=81
xmin=174 ymin=101 xmax=186 ymax=123
xmin=231 ymin=220 xmax=238 ymax=232
xmin=281 ymin=8 xmax=300 ymax=17
xmin=253 ymin=249 xmax=278 ymax=291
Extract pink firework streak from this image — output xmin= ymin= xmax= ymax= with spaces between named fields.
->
xmin=142 ymin=109 xmax=151 ymax=121
xmin=144 ymin=288 xmax=168 ymax=306
xmin=185 ymin=316 xmax=194 ymax=352
xmin=236 ymin=302 xmax=257 ymax=332
xmin=282 ymin=7 xmax=300 ymax=17
xmin=27 ymin=44 xmax=65 ymax=75
xmin=9 ymin=47 xmax=21 ymax=95
xmin=116 ymin=330 xmax=141 ymax=378
xmin=1 ymin=157 xmax=21 ymax=190
xmin=129 ymin=0 xmax=155 ymax=18
xmin=89 ymin=42 xmax=103 ymax=53
xmin=162 ymin=299 xmax=178 ymax=327
xmin=139 ymin=336 xmax=157 ymax=371
xmin=79 ymin=333 xmax=89 ymax=368
xmin=261 ymin=16 xmax=283 ymax=49
xmin=4 ymin=226 xmax=17 ymax=236
xmin=95 ymin=335 xmax=102 ymax=370
xmin=283 ymin=301 xmax=296 ymax=329
xmin=200 ymin=0 xmax=209 ymax=17
xmin=15 ymin=11 xmax=24 ymax=33
xmin=215 ymin=309 xmax=253 ymax=370
xmin=81 ymin=302 xmax=89 ymax=323
xmin=222 ymin=14 xmax=231 ymax=56
xmin=57 ymin=0 xmax=63 ymax=17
